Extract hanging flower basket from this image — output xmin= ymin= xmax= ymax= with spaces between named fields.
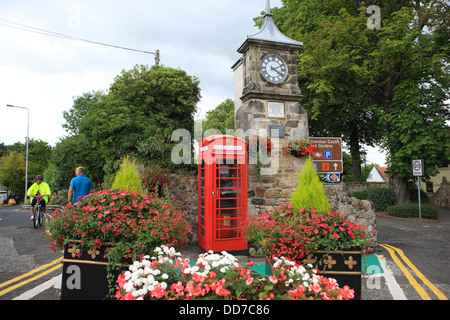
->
xmin=287 ymin=140 xmax=315 ymax=157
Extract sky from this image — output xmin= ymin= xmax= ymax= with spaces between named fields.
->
xmin=0 ymin=0 xmax=386 ymax=166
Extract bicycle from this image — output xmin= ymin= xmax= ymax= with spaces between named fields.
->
xmin=30 ymin=195 xmax=48 ymax=229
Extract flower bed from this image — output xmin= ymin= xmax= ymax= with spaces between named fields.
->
xmin=46 ymin=190 xmax=191 ymax=297
xmin=245 ymin=204 xmax=373 ymax=263
xmin=115 ymin=245 xmax=355 ymax=300
xmin=245 ymin=204 xmax=374 ymax=300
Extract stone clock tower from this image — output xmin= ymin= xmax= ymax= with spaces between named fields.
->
xmin=233 ymin=2 xmax=309 ymax=215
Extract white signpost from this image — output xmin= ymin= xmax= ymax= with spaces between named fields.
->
xmin=413 ymin=160 xmax=424 ymax=218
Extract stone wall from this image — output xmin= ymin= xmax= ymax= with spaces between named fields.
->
xmin=324 ymin=185 xmax=377 ymax=247
xmin=430 ymin=177 xmax=449 ymax=208
xmin=167 ymin=171 xmax=198 ymax=245
xmin=332 ymin=182 xmax=389 ymax=196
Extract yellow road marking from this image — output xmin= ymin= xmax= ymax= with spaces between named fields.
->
xmin=380 ymin=244 xmax=447 ymax=300
xmin=0 ymin=257 xmax=62 ymax=296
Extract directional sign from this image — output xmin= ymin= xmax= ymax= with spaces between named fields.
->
xmin=310 ymin=137 xmax=343 ymax=173
xmin=326 ymin=173 xmax=341 ymax=183
xmin=412 ymin=159 xmax=424 ymax=177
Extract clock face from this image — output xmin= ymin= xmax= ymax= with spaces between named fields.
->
xmin=261 ymin=54 xmax=288 ymax=84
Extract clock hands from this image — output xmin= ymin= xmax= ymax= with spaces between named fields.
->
xmin=271 ymin=65 xmax=283 ymax=76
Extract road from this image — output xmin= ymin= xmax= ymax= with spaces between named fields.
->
xmin=0 ymin=205 xmax=449 ymax=300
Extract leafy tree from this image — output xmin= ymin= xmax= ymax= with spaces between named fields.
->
xmin=202 ymin=99 xmax=235 ymax=136
xmin=79 ymin=64 xmax=201 ymax=178
xmin=45 ymin=135 xmax=105 ymax=191
xmin=0 ymin=151 xmax=25 ymax=199
xmin=265 ymin=0 xmax=449 ymax=203
xmin=62 ymin=90 xmax=105 ymax=136
xmin=27 ymin=139 xmax=52 ymax=184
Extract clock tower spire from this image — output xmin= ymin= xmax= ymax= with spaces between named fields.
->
xmin=233 ymin=1 xmax=309 ymax=215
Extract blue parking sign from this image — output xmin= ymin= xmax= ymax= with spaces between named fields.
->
xmin=313 ymin=163 xmax=318 ymax=170
xmin=325 ymin=151 xmax=332 ymax=159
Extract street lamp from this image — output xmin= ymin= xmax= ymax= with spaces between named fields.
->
xmin=6 ymin=104 xmax=29 ymax=204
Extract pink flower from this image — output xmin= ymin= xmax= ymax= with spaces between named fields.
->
xmin=309 ymin=283 xmax=322 ymax=294
xmin=170 ymin=281 xmax=185 ymax=296
xmin=150 ymin=283 xmax=167 ymax=299
xmin=246 ymin=277 xmax=254 ymax=286
xmin=110 ymin=202 xmax=115 ymax=207
xmin=268 ymin=276 xmax=278 ymax=284
xmin=339 ymin=285 xmax=355 ymax=300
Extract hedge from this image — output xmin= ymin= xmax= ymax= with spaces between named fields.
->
xmin=350 ymin=187 xmax=396 ymax=212
xmin=387 ymin=203 xmax=439 ymax=220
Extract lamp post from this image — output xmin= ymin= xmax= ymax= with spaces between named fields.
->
xmin=6 ymin=104 xmax=29 ymax=204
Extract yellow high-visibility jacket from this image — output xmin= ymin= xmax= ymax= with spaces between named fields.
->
xmin=27 ymin=182 xmax=51 ymax=204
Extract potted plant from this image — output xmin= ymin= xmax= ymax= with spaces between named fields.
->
xmin=115 ymin=245 xmax=355 ymax=300
xmin=46 ymin=190 xmax=191 ymax=300
xmin=245 ymin=204 xmax=375 ymax=300
xmin=287 ymin=140 xmax=315 ymax=157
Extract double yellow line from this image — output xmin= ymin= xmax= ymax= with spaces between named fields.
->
xmin=0 ymin=257 xmax=63 ymax=297
xmin=379 ymin=244 xmax=447 ymax=300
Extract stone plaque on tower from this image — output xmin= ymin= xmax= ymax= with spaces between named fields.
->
xmin=233 ymin=1 xmax=309 ymax=215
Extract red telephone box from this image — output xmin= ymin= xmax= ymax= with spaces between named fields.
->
xmin=198 ymin=135 xmax=248 ymax=254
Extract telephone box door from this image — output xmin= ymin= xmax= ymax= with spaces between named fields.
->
xmin=198 ymin=135 xmax=247 ymax=254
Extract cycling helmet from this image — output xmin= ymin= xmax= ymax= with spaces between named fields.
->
xmin=35 ymin=175 xmax=43 ymax=180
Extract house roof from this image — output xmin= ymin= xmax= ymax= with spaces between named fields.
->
xmin=376 ymin=167 xmax=388 ymax=182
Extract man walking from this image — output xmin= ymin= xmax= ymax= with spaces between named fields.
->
xmin=68 ymin=167 xmax=94 ymax=205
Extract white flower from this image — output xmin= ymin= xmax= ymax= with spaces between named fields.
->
xmin=152 ymin=269 xmax=161 ymax=276
xmin=161 ymin=273 xmax=169 ymax=279
xmin=123 ymin=281 xmax=135 ymax=292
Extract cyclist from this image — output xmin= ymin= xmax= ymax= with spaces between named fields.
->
xmin=27 ymin=175 xmax=51 ymax=221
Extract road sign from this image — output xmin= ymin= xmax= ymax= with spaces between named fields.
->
xmin=326 ymin=173 xmax=341 ymax=183
xmin=412 ymin=159 xmax=424 ymax=176
xmin=310 ymin=137 xmax=343 ymax=173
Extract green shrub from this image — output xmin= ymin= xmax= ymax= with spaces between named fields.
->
xmin=350 ymin=187 xmax=396 ymax=212
xmin=367 ymin=187 xmax=396 ymax=211
xmin=349 ymin=190 xmax=369 ymax=200
xmin=387 ymin=203 xmax=439 ymax=220
xmin=409 ymin=188 xmax=429 ymax=203
xmin=112 ymin=156 xmax=143 ymax=193
xmin=290 ymin=156 xmax=331 ymax=212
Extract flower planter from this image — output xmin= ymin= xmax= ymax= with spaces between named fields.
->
xmin=61 ymin=242 xmax=126 ymax=300
xmin=289 ymin=149 xmax=304 ymax=157
xmin=301 ymin=249 xmax=363 ymax=300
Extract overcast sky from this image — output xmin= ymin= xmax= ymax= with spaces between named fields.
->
xmin=0 ymin=0 xmax=386 ymax=165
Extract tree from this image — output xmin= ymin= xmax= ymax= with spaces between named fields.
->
xmin=79 ymin=64 xmax=201 ymax=178
xmin=112 ymin=156 xmax=143 ymax=193
xmin=290 ymin=156 xmax=331 ymax=212
xmin=266 ymin=0 xmax=449 ymax=203
xmin=0 ymin=151 xmax=25 ymax=199
xmin=202 ymin=99 xmax=235 ymax=136
xmin=45 ymin=135 xmax=105 ymax=191
xmin=62 ymin=90 xmax=105 ymax=136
